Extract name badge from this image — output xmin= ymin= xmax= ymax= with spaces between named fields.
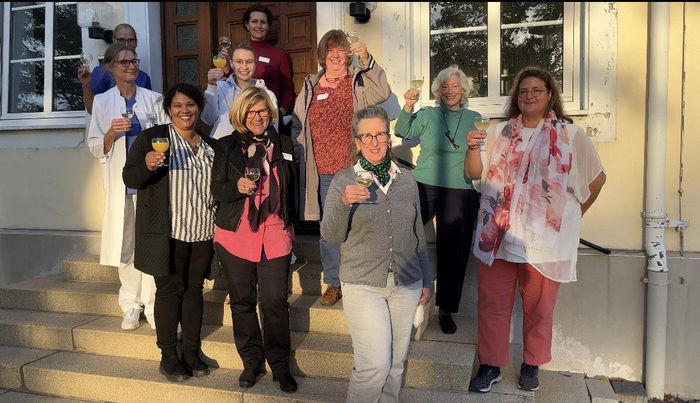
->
xmin=258 ymin=56 xmax=270 ymax=63
xmin=317 ymin=93 xmax=329 ymax=101
xmin=282 ymin=152 xmax=293 ymax=161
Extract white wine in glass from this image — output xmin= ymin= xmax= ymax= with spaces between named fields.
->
xmin=152 ymin=137 xmax=170 ymax=167
xmin=347 ymin=31 xmax=361 ymax=44
xmin=245 ymin=168 xmax=261 ymax=195
xmin=355 ymin=171 xmax=373 ymax=188
xmin=474 ymin=116 xmax=490 ymax=151
xmin=80 ymin=53 xmax=93 ymax=67
xmin=410 ymin=76 xmax=424 ymax=90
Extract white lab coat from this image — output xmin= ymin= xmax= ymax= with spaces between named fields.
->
xmin=87 ymin=86 xmax=170 ymax=267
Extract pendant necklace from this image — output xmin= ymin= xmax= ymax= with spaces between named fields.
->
xmin=441 ymin=107 xmax=464 ymax=150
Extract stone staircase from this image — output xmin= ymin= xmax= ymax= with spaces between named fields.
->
xmin=0 ymin=235 xmax=581 ymax=402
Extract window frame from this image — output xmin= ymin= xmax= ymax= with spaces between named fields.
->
xmin=1 ymin=2 xmax=86 ymax=129
xmin=413 ymin=2 xmax=587 ymax=118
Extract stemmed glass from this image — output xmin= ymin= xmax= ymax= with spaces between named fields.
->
xmin=244 ymin=167 xmax=261 ymax=195
xmin=121 ymin=107 xmax=134 ymax=132
xmin=474 ymin=116 xmax=490 ymax=151
xmin=145 ymin=112 xmax=158 ymax=128
xmin=347 ymin=31 xmax=361 ymax=68
xmin=410 ymin=75 xmax=424 ymax=91
xmin=79 ymin=53 xmax=93 ymax=67
xmin=151 ymin=137 xmax=170 ymax=168
xmin=219 ymin=36 xmax=231 ymax=51
xmin=355 ymin=170 xmax=375 ymax=204
xmin=212 ymin=54 xmax=227 ymax=69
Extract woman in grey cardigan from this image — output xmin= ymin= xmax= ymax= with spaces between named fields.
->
xmin=320 ymin=106 xmax=432 ymax=402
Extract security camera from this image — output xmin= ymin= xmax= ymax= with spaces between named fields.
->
xmin=349 ymin=1 xmax=371 ymax=24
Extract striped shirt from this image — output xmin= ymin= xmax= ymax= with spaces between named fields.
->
xmin=168 ymin=125 xmax=216 ymax=242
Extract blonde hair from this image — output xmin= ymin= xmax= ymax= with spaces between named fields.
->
xmin=229 ymin=87 xmax=278 ymax=133
xmin=430 ymin=65 xmax=473 ymax=107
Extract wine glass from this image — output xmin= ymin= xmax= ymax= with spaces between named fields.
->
xmin=355 ymin=171 xmax=375 ymax=204
xmin=474 ymin=116 xmax=490 ymax=151
xmin=151 ymin=137 xmax=170 ymax=167
xmin=219 ymin=36 xmax=231 ymax=51
xmin=347 ymin=31 xmax=361 ymax=68
xmin=212 ymin=54 xmax=228 ymax=69
xmin=244 ymin=167 xmax=261 ymax=195
xmin=145 ymin=112 xmax=158 ymax=127
xmin=410 ymin=75 xmax=424 ymax=91
xmin=80 ymin=53 xmax=93 ymax=67
xmin=121 ymin=106 xmax=134 ymax=120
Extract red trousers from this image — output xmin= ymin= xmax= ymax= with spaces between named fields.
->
xmin=477 ymin=259 xmax=560 ymax=368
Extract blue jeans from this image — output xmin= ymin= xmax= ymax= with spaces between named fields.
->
xmin=342 ymin=274 xmax=422 ymax=403
xmin=319 ymin=174 xmax=341 ymax=286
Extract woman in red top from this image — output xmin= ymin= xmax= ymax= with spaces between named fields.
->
xmin=210 ymin=87 xmax=299 ymax=393
xmin=243 ymin=4 xmax=294 ymax=117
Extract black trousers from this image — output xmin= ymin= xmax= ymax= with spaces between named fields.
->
xmin=154 ymin=238 xmax=214 ymax=352
xmin=214 ymin=243 xmax=292 ymax=374
xmin=417 ymin=182 xmax=479 ymax=313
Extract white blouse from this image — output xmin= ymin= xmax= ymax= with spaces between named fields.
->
xmin=474 ymin=121 xmax=604 ymax=283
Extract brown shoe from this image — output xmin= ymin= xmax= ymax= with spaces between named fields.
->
xmin=319 ymin=285 xmax=342 ymax=306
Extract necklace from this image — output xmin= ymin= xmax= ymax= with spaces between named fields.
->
xmin=440 ymin=107 xmax=464 ymax=150
xmin=324 ymin=74 xmax=347 ymax=84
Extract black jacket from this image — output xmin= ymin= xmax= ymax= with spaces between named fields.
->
xmin=211 ymin=127 xmax=298 ymax=232
xmin=122 ymin=124 xmax=217 ymax=277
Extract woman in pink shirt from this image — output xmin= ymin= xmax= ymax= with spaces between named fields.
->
xmin=210 ymin=87 xmax=299 ymax=393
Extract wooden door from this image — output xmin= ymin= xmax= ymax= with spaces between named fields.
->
xmin=161 ymin=2 xmax=214 ymax=90
xmin=215 ymin=2 xmax=317 ymax=100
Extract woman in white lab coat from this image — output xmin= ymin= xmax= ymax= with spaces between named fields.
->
xmin=87 ymin=43 xmax=169 ymax=331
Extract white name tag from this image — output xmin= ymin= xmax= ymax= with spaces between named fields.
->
xmin=282 ymin=152 xmax=293 ymax=161
xmin=317 ymin=93 xmax=329 ymax=100
xmin=258 ymin=56 xmax=270 ymax=63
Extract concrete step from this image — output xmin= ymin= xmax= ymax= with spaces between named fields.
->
xmin=0 ymin=345 xmax=56 ymax=390
xmin=0 ymin=277 xmax=351 ymax=333
xmin=64 ymin=257 xmax=329 ymax=296
xmin=0 ymin=309 xmax=473 ymax=391
xmin=0 ymin=390 xmax=95 ymax=402
xmin=22 ymin=351 xmax=495 ymax=403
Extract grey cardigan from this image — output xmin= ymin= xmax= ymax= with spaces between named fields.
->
xmin=320 ymin=166 xmax=433 ymax=288
xmin=291 ymin=54 xmax=392 ymax=221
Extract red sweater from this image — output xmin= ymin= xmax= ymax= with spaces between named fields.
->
xmin=251 ymin=40 xmax=294 ymax=114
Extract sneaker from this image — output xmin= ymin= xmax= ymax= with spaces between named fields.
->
xmin=159 ymin=350 xmax=189 ymax=382
xmin=518 ymin=363 xmax=540 ymax=391
xmin=469 ymin=364 xmax=502 ymax=393
xmin=319 ymin=284 xmax=342 ymax=306
xmin=146 ymin=314 xmax=156 ymax=331
xmin=121 ymin=307 xmax=142 ymax=330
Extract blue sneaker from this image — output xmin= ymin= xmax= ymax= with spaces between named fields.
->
xmin=518 ymin=363 xmax=540 ymax=391
xmin=469 ymin=364 xmax=502 ymax=393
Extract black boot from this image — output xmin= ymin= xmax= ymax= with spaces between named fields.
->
xmin=182 ymin=349 xmax=210 ymax=377
xmin=159 ymin=349 xmax=189 ymax=382
xmin=273 ymin=372 xmax=298 ymax=393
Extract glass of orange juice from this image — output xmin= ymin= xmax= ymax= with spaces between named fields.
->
xmin=152 ymin=137 xmax=170 ymax=167
xmin=212 ymin=54 xmax=227 ymax=69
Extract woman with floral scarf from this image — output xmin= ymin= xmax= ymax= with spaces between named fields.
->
xmin=464 ymin=67 xmax=606 ymax=393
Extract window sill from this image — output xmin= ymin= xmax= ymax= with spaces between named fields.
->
xmin=0 ymin=116 xmax=87 ymax=131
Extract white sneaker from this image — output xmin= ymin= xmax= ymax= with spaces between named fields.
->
xmin=121 ymin=307 xmax=143 ymax=330
xmin=146 ymin=314 xmax=156 ymax=331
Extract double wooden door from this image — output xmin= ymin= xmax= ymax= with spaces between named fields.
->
xmin=161 ymin=2 xmax=317 ymax=105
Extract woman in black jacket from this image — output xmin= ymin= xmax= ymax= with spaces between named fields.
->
xmin=211 ymin=86 xmax=299 ymax=393
xmin=123 ymin=83 xmax=216 ymax=383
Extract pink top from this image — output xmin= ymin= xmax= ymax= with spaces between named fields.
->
xmin=213 ymin=162 xmax=294 ymax=263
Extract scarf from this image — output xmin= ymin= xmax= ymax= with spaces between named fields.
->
xmin=473 ymin=111 xmax=572 ymax=266
xmin=235 ymin=128 xmax=280 ymax=232
xmin=358 ymin=154 xmax=392 ymax=186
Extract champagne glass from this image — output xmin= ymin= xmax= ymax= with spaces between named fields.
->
xmin=474 ymin=116 xmax=490 ymax=151
xmin=218 ymin=36 xmax=231 ymax=51
xmin=244 ymin=167 xmax=261 ymax=195
xmin=410 ymin=75 xmax=424 ymax=91
xmin=355 ymin=171 xmax=375 ymax=204
xmin=121 ymin=106 xmax=134 ymax=120
xmin=80 ymin=53 xmax=93 ymax=67
xmin=151 ymin=137 xmax=170 ymax=167
xmin=212 ymin=54 xmax=228 ymax=69
xmin=347 ymin=31 xmax=361 ymax=69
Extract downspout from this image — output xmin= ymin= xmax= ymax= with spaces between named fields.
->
xmin=643 ymin=2 xmax=669 ymax=399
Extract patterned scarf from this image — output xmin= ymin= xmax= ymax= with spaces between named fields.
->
xmin=235 ymin=128 xmax=280 ymax=232
xmin=473 ymin=111 xmax=572 ymax=266
xmin=358 ymin=154 xmax=392 ymax=186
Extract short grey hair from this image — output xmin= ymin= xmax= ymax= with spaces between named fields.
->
xmin=430 ymin=65 xmax=473 ymax=107
xmin=351 ymin=106 xmax=390 ymax=138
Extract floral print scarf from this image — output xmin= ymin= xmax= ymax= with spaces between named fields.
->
xmin=474 ymin=111 xmax=573 ymax=266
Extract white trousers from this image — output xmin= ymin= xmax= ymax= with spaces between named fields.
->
xmin=119 ymin=194 xmax=156 ymax=316
xmin=342 ymin=274 xmax=422 ymax=403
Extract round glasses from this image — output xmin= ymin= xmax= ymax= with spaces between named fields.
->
xmin=357 ymin=132 xmax=389 ymax=145
xmin=517 ymin=88 xmax=549 ymax=98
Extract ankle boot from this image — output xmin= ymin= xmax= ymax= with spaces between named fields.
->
xmin=159 ymin=349 xmax=189 ymax=382
xmin=182 ymin=349 xmax=210 ymax=377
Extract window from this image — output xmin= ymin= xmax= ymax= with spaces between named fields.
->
xmin=1 ymin=2 xmax=84 ymax=125
xmin=418 ymin=2 xmax=584 ymax=116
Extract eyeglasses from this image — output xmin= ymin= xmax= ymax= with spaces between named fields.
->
xmin=357 ymin=132 xmax=389 ymax=144
xmin=518 ymin=88 xmax=549 ymax=98
xmin=246 ymin=108 xmax=270 ymax=119
xmin=115 ymin=59 xmax=140 ymax=68
xmin=115 ymin=37 xmax=137 ymax=45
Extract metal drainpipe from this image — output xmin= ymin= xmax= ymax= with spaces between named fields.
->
xmin=644 ymin=2 xmax=670 ymax=399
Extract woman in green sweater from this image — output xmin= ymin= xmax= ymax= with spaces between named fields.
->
xmin=394 ymin=65 xmax=481 ymax=334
